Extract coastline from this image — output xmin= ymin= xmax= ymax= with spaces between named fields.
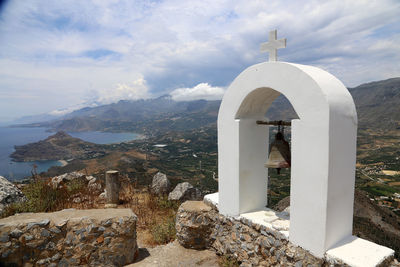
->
xmin=1 ymin=129 xmax=144 ymax=180
xmin=58 ymin=160 xmax=68 ymax=167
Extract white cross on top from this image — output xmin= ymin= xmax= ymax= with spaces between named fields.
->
xmin=260 ymin=30 xmax=286 ymax=62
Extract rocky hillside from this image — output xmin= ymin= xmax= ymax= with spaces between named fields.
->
xmin=15 ymin=77 xmax=400 ymax=133
xmin=274 ymin=189 xmax=400 ymax=257
xmin=266 ymin=77 xmax=400 ymax=130
xmin=350 ymin=77 xmax=400 ymax=130
xmin=10 ymin=131 xmax=106 ymax=162
xmin=22 ymin=96 xmax=220 ymax=134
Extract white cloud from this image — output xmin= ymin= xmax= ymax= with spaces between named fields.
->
xmin=0 ymin=0 xmax=399 ymax=120
xmin=48 ymin=78 xmax=149 ymax=115
xmin=49 ymin=106 xmax=84 ymax=116
xmin=94 ymin=78 xmax=150 ymax=104
xmin=170 ymin=83 xmax=225 ymax=101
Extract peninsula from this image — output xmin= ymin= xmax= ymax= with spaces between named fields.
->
xmin=10 ymin=131 xmax=107 ymax=162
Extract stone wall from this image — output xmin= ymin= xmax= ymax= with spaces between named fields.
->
xmin=176 ymin=201 xmax=398 ymax=267
xmin=0 ymin=208 xmax=137 ymax=266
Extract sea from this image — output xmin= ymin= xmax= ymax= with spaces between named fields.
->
xmin=0 ymin=127 xmax=140 ymax=181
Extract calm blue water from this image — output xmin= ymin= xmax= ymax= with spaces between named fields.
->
xmin=0 ymin=127 xmax=140 ymax=181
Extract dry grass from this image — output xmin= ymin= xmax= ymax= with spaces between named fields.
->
xmin=4 ymin=175 xmax=180 ymax=246
xmin=2 ymin=177 xmax=101 ymax=218
xmin=218 ymin=255 xmax=240 ymax=267
xmin=118 ymin=178 xmax=180 ymax=246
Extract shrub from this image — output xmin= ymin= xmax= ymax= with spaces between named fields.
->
xmin=218 ymin=255 xmax=240 ymax=267
xmin=23 ymin=180 xmax=65 ymax=212
xmin=150 ymin=213 xmax=176 ymax=244
xmin=156 ymin=195 xmax=180 ymax=210
xmin=1 ymin=179 xmax=66 ymax=217
xmin=66 ymin=178 xmax=86 ymax=194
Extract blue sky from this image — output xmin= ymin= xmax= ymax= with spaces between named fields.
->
xmin=0 ymin=0 xmax=399 ymax=121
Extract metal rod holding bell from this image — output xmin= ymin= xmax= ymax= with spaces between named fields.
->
xmin=256 ymin=120 xmax=291 ymax=126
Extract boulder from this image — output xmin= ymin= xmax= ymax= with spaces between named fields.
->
xmin=0 ymin=176 xmax=25 ymax=215
xmin=88 ymin=177 xmax=102 ymax=193
xmin=85 ymin=175 xmax=96 ymax=182
xmin=99 ymin=190 xmax=107 ymax=199
xmin=168 ymin=182 xmax=202 ymax=201
xmin=50 ymin=171 xmax=85 ymax=189
xmin=151 ymin=172 xmax=171 ymax=195
xmin=175 ymin=201 xmax=215 ymax=249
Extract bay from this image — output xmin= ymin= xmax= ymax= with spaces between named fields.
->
xmin=0 ymin=127 xmax=140 ymax=181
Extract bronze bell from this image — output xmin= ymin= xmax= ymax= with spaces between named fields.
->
xmin=265 ymin=127 xmax=291 ymax=174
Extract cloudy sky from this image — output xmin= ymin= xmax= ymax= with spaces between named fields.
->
xmin=0 ymin=0 xmax=399 ymax=122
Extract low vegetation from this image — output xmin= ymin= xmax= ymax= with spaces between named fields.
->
xmin=3 ymin=176 xmax=182 ymax=246
xmin=2 ymin=180 xmax=63 ymax=216
xmin=218 ymin=255 xmax=240 ymax=267
xmin=1 ymin=177 xmax=97 ymax=218
xmin=150 ymin=213 xmax=177 ymax=244
xmin=118 ymin=178 xmax=181 ymax=245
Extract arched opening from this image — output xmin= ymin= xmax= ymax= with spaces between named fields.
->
xmin=232 ymin=87 xmax=299 ymax=236
xmin=235 ymin=87 xmax=299 ymax=210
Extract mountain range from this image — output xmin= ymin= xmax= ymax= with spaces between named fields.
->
xmin=13 ymin=77 xmax=400 ymax=133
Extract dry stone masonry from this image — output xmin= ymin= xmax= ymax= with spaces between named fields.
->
xmin=0 ymin=208 xmax=137 ymax=266
xmin=176 ymin=200 xmax=397 ymax=267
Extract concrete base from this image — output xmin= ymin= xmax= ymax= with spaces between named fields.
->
xmin=326 ymin=236 xmax=395 ymax=267
xmin=204 ymin=193 xmax=395 ymax=267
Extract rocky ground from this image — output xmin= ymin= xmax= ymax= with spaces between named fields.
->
xmin=128 ymin=239 xmax=219 ymax=267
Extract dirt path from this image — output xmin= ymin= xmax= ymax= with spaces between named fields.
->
xmin=127 ymin=240 xmax=219 ymax=267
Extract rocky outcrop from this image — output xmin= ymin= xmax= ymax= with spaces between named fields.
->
xmin=0 ymin=176 xmax=25 ymax=215
xmin=87 ymin=176 xmax=102 ymax=193
xmin=168 ymin=182 xmax=202 ymax=201
xmin=50 ymin=172 xmax=85 ymax=189
xmin=0 ymin=208 xmax=137 ymax=266
xmin=151 ymin=172 xmax=171 ymax=195
xmin=50 ymin=172 xmax=103 ymax=194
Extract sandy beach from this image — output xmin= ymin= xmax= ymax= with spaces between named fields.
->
xmin=58 ymin=160 xmax=68 ymax=167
